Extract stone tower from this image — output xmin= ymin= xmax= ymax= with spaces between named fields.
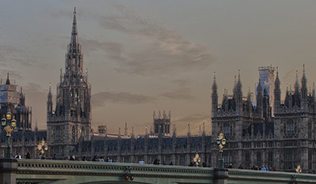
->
xmin=47 ymin=8 xmax=92 ymax=158
xmin=153 ymin=110 xmax=171 ymax=136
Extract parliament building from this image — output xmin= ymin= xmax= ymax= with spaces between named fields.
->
xmin=1 ymin=9 xmax=316 ymax=173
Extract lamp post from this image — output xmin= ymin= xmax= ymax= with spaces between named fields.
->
xmin=193 ymin=153 xmax=201 ymax=167
xmin=295 ymin=165 xmax=302 ymax=173
xmin=37 ymin=138 xmax=48 ymax=157
xmin=1 ymin=112 xmax=16 ymax=158
xmin=216 ymin=132 xmax=226 ymax=169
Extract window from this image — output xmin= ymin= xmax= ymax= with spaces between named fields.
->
xmin=308 ymin=121 xmax=312 ymax=139
xmin=286 ymin=120 xmax=295 ymax=136
xmin=284 ymin=150 xmax=295 ymax=170
xmin=256 ymin=152 xmax=262 ymax=167
xmin=56 ymin=127 xmax=61 ymax=141
xmin=268 ymin=151 xmax=273 ymax=168
xmin=245 ymin=152 xmax=250 ymax=168
xmin=224 ymin=124 xmax=230 ymax=137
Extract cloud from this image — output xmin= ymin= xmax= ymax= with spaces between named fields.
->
xmin=0 ymin=44 xmax=47 ymax=69
xmin=95 ymin=3 xmax=213 ymax=77
xmin=79 ymin=37 xmax=123 ymax=57
xmin=161 ymin=87 xmax=195 ymax=100
xmin=92 ymin=91 xmax=156 ymax=107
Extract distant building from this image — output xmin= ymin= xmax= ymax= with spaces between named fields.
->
xmin=153 ymin=110 xmax=171 ymax=136
xmin=0 ymin=74 xmax=45 ymax=158
xmin=257 ymin=66 xmax=275 ymax=116
xmin=211 ymin=65 xmax=316 ymax=172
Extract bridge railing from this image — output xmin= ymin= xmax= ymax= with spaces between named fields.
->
xmin=228 ymin=168 xmax=316 ymax=184
xmin=17 ymin=159 xmax=214 ymax=181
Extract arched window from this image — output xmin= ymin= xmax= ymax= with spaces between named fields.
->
xmin=56 ymin=127 xmax=61 ymax=141
xmin=287 ymin=120 xmax=295 ymax=136
xmin=224 ymin=124 xmax=231 ymax=137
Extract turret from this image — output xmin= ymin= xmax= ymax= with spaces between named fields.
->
xmin=211 ymin=72 xmax=218 ymax=117
xmin=124 ymin=122 xmax=128 ymax=137
xmin=247 ymin=88 xmax=253 ymax=116
xmin=236 ymin=70 xmax=243 ymax=104
xmin=256 ymin=79 xmax=263 ymax=118
xmin=19 ymin=87 xmax=25 ymax=106
xmin=294 ymin=70 xmax=300 ymax=94
xmin=274 ymin=67 xmax=281 ymax=112
xmin=6 ymin=73 xmax=10 ymax=85
xmin=263 ymin=87 xmax=270 ymax=120
xmin=47 ymin=83 xmax=53 ymax=117
xmin=236 ymin=71 xmax=243 ymax=115
xmin=301 ymin=65 xmax=307 ymax=100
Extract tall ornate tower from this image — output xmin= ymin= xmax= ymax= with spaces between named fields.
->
xmin=47 ymin=8 xmax=92 ymax=158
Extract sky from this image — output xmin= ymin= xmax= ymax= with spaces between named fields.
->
xmin=1 ymin=0 xmax=316 ymax=136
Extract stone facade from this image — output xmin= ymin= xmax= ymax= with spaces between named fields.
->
xmin=47 ymin=8 xmax=92 ymax=158
xmin=0 ymin=74 xmax=45 ymax=158
xmin=211 ymin=66 xmax=316 ymax=173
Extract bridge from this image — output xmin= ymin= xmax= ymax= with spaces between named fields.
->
xmin=1 ymin=159 xmax=316 ymax=184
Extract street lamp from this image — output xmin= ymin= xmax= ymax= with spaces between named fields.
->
xmin=37 ymin=138 xmax=48 ymax=156
xmin=216 ymin=132 xmax=226 ymax=169
xmin=193 ymin=153 xmax=201 ymax=167
xmin=1 ymin=112 xmax=16 ymax=158
xmin=295 ymin=165 xmax=302 ymax=173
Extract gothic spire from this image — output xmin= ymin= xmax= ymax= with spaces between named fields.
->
xmin=275 ymin=67 xmax=280 ymax=88
xmin=71 ymin=7 xmax=78 ymax=46
xmin=237 ymin=69 xmax=242 ymax=88
xmin=301 ymin=64 xmax=307 ymax=98
xmin=212 ymin=72 xmax=218 ymax=117
xmin=48 ymin=83 xmax=52 ymax=99
xmin=313 ymin=82 xmax=315 ymax=100
xmin=145 ymin=126 xmax=148 ymax=136
xmin=274 ymin=66 xmax=281 ymax=106
xmin=295 ymin=70 xmax=299 ymax=93
xmin=124 ymin=122 xmax=128 ymax=137
xmin=6 ymin=73 xmax=10 ymax=85
xmin=212 ymin=72 xmax=217 ymax=91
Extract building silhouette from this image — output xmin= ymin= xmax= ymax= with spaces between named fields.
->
xmin=211 ymin=65 xmax=315 ymax=172
xmin=0 ymin=74 xmax=46 ymax=158
xmin=1 ymin=8 xmax=316 ymax=173
xmin=46 ymin=7 xmax=92 ymax=158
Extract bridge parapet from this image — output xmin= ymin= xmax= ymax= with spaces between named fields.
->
xmin=228 ymin=169 xmax=316 ymax=184
xmin=16 ymin=159 xmax=214 ymax=184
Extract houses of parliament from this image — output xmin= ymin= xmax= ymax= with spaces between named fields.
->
xmin=0 ymin=8 xmax=316 ymax=173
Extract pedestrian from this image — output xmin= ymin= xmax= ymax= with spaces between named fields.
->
xmin=82 ymin=156 xmax=87 ymax=161
xmin=52 ymin=154 xmax=57 ymax=160
xmin=92 ymin=155 xmax=98 ymax=161
xmin=25 ymin=151 xmax=31 ymax=159
xmin=15 ymin=152 xmax=21 ymax=159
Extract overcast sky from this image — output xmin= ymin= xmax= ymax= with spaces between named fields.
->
xmin=1 ymin=0 xmax=316 ymax=135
